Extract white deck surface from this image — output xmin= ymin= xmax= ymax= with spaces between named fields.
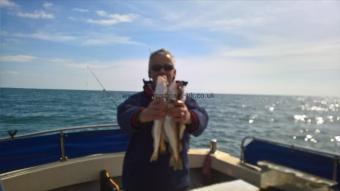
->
xmin=191 ymin=180 xmax=259 ymax=191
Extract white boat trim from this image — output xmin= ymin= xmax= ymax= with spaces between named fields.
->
xmin=0 ymin=149 xmax=261 ymax=191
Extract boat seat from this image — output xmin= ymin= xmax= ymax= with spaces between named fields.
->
xmin=190 ymin=179 xmax=259 ymax=191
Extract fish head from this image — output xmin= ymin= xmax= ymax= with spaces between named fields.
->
xmin=167 ymin=81 xmax=178 ymax=101
xmin=154 ymin=75 xmax=168 ymax=99
xmin=176 ymin=81 xmax=187 ymax=101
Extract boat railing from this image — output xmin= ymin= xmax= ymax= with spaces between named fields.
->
xmin=0 ymin=123 xmax=119 ymax=141
xmin=0 ymin=123 xmax=128 ymax=174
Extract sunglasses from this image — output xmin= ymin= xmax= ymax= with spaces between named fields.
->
xmin=150 ymin=63 xmax=174 ymax=72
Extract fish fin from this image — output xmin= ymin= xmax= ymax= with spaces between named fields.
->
xmin=170 ymin=156 xmax=183 ymax=171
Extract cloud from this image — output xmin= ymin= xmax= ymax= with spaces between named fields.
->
xmin=0 ymin=55 xmax=111 ymax=70
xmin=81 ymin=35 xmax=145 ymax=46
xmin=45 ymin=57 xmax=146 ymax=71
xmin=210 ymin=17 xmax=270 ymax=30
xmin=45 ymin=58 xmax=114 ymax=69
xmin=86 ymin=10 xmax=137 ymax=26
xmin=223 ymin=41 xmax=340 ymax=59
xmin=9 ymin=31 xmax=145 ymax=47
xmin=0 ymin=54 xmax=140 ymax=71
xmin=13 ymin=32 xmax=76 ymax=42
xmin=0 ymin=54 xmax=143 ymax=71
xmin=174 ymin=50 xmax=340 ymax=96
xmin=0 ymin=0 xmax=16 ymax=7
xmin=68 ymin=16 xmax=77 ymax=21
xmin=0 ymin=55 xmax=148 ymax=91
xmin=0 ymin=55 xmax=37 ymax=62
xmin=218 ymin=39 xmax=340 ymax=74
xmin=0 ymin=70 xmax=19 ymax=75
xmin=17 ymin=10 xmax=54 ymax=19
xmin=138 ymin=2 xmax=273 ymax=32
xmin=160 ymin=13 xmax=270 ymax=31
xmin=43 ymin=2 xmax=53 ymax=9
xmin=96 ymin=10 xmax=108 ymax=17
xmin=72 ymin=8 xmax=89 ymax=13
xmin=140 ymin=0 xmax=339 ymax=43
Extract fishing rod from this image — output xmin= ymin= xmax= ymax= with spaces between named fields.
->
xmin=87 ymin=65 xmax=107 ymax=92
xmin=86 ymin=65 xmax=121 ymax=108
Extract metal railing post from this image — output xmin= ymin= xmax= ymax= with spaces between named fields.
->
xmin=240 ymin=136 xmax=253 ymax=163
xmin=59 ymin=131 xmax=67 ymax=161
xmin=209 ymin=139 xmax=217 ymax=154
xmin=333 ymin=158 xmax=338 ymax=181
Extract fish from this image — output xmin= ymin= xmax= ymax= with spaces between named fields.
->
xmin=177 ymin=81 xmax=187 ymax=142
xmin=150 ymin=75 xmax=168 ymax=162
xmin=150 ymin=78 xmax=188 ymax=171
xmin=163 ymin=81 xmax=187 ymax=170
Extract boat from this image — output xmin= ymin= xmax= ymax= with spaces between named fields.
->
xmin=0 ymin=124 xmax=339 ymax=191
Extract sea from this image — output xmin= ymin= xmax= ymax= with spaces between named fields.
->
xmin=1 ymin=88 xmax=339 ymax=157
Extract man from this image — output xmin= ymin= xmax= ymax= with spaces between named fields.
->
xmin=117 ymin=49 xmax=208 ymax=191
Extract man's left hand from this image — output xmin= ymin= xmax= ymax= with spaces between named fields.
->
xmin=167 ymin=100 xmax=192 ymax=124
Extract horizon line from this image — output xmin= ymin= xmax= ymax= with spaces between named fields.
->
xmin=1 ymin=86 xmax=339 ymax=98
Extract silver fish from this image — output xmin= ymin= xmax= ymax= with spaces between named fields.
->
xmin=177 ymin=82 xmax=187 ymax=142
xmin=163 ymin=81 xmax=183 ymax=170
xmin=150 ymin=76 xmax=168 ymax=162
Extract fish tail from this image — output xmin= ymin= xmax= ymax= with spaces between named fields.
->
xmin=150 ymin=150 xmax=159 ymax=162
xmin=176 ymin=156 xmax=183 ymax=170
xmin=170 ymin=155 xmax=183 ymax=171
xmin=150 ymin=120 xmax=163 ymax=162
xmin=169 ymin=155 xmax=175 ymax=169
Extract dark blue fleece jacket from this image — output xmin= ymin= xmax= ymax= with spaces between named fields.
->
xmin=117 ymin=81 xmax=208 ymax=191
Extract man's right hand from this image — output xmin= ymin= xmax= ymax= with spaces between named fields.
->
xmin=138 ymin=99 xmax=167 ymax=123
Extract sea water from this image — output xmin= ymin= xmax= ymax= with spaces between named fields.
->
xmin=1 ymin=88 xmax=339 ymax=156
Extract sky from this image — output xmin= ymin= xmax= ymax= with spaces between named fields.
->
xmin=0 ymin=0 xmax=339 ymax=96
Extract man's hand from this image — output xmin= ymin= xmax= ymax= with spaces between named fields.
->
xmin=167 ymin=100 xmax=192 ymax=124
xmin=139 ymin=99 xmax=167 ymax=123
